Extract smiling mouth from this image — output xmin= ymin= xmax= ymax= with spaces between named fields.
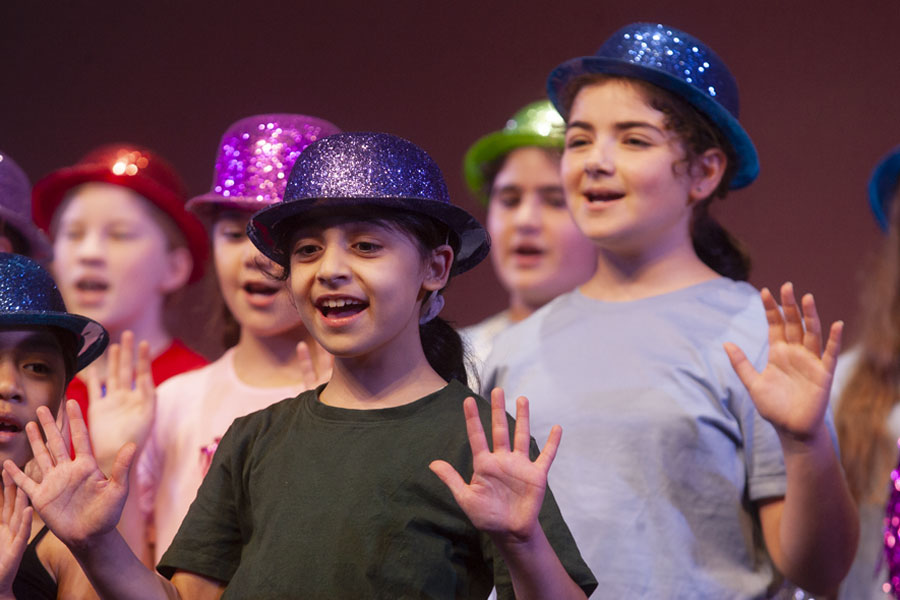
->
xmin=316 ymin=297 xmax=369 ymax=319
xmin=585 ymin=191 xmax=625 ymax=202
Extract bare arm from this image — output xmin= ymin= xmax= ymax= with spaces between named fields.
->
xmin=2 ymin=401 xmax=225 ymax=600
xmin=429 ymin=389 xmax=587 ymax=600
xmin=725 ymin=283 xmax=859 ymax=594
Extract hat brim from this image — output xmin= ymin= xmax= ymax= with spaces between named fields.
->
xmin=463 ymin=132 xmax=563 ymax=204
xmin=0 ymin=312 xmax=108 ymax=372
xmin=547 ymin=56 xmax=759 ymax=189
xmin=869 ymin=147 xmax=900 ymax=232
xmin=0 ymin=207 xmax=53 ymax=262
xmin=248 ymin=196 xmax=490 ymax=276
xmin=186 ymin=194 xmax=274 ymax=217
xmin=33 ymin=167 xmax=209 ymax=282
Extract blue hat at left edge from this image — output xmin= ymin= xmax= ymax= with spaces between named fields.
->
xmin=0 ymin=253 xmax=108 ymax=372
xmin=869 ymin=145 xmax=900 ymax=232
xmin=547 ymin=22 xmax=760 ymax=189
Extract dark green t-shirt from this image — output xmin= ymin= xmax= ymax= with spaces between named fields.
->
xmin=158 ymin=380 xmax=596 ymax=599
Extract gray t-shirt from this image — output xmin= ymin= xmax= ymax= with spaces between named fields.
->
xmin=482 ymin=278 xmax=788 ymax=598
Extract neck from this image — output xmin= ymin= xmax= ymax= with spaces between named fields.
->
xmin=580 ymin=239 xmax=719 ymax=302
xmin=506 ymin=294 xmax=543 ymax=323
xmin=320 ymin=320 xmax=447 ymax=410
xmin=93 ymin=312 xmax=173 ymax=376
xmin=232 ymin=325 xmax=324 ymax=388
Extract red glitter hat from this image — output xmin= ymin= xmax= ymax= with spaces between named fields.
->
xmin=32 ymin=144 xmax=208 ymax=282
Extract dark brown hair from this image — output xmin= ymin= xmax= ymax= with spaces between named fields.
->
xmin=561 ymin=74 xmax=750 ymax=281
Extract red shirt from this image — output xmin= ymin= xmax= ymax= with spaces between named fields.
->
xmin=67 ymin=339 xmax=209 ymax=429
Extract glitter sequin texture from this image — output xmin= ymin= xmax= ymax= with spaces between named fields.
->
xmin=884 ymin=450 xmax=900 ymax=597
xmin=605 ymin=23 xmax=739 ymax=117
xmin=0 ymin=253 xmax=108 ymax=369
xmin=284 ymin=132 xmax=450 ymax=203
xmin=206 ymin=114 xmax=341 ymax=208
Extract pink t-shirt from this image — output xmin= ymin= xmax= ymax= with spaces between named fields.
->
xmin=137 ymin=348 xmax=306 ymax=562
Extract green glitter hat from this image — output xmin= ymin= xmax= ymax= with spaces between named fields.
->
xmin=463 ymin=100 xmax=565 ymax=205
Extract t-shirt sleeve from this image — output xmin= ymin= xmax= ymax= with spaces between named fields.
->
xmin=156 ymin=420 xmax=246 ymax=583
xmin=489 ymin=440 xmax=598 ymax=599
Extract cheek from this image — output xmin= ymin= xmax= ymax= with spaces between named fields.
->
xmin=213 ymin=244 xmax=241 ymax=289
xmin=486 ymin=206 xmax=511 ymax=242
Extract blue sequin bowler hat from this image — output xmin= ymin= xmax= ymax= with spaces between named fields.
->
xmin=248 ymin=132 xmax=490 ymax=275
xmin=0 ymin=253 xmax=108 ymax=371
xmin=547 ymin=22 xmax=760 ymax=189
xmin=869 ymin=145 xmax=900 ymax=232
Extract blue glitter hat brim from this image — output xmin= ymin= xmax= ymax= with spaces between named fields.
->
xmin=0 ymin=312 xmax=108 ymax=372
xmin=869 ymin=146 xmax=900 ymax=232
xmin=547 ymin=56 xmax=760 ymax=189
xmin=463 ymin=132 xmax=563 ymax=204
xmin=247 ymin=196 xmax=490 ymax=276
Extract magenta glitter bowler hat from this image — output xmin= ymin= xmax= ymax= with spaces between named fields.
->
xmin=248 ymin=132 xmax=490 ymax=275
xmin=187 ymin=114 xmax=341 ymax=216
xmin=32 ymin=144 xmax=209 ymax=283
xmin=0 ymin=150 xmax=52 ymax=261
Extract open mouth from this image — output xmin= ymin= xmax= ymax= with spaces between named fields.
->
xmin=0 ymin=417 xmax=22 ymax=434
xmin=513 ymin=244 xmax=544 ymax=257
xmin=243 ymin=281 xmax=280 ymax=297
xmin=316 ymin=297 xmax=369 ymax=319
xmin=585 ymin=191 xmax=625 ymax=203
xmin=75 ymin=278 xmax=109 ymax=292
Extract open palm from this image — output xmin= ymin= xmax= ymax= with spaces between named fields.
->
xmin=725 ymin=283 xmax=841 ymax=439
xmin=0 ymin=471 xmax=32 ymax=596
xmin=2 ymin=401 xmax=134 ymax=550
xmin=430 ymin=389 xmax=561 ymax=542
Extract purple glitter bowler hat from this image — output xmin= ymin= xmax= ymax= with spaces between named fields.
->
xmin=248 ymin=132 xmax=490 ymax=275
xmin=0 ymin=151 xmax=52 ymax=261
xmin=186 ymin=114 xmax=341 ymax=216
xmin=547 ymin=22 xmax=759 ymax=189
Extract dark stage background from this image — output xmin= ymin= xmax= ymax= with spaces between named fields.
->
xmin=3 ymin=1 xmax=899 ymax=356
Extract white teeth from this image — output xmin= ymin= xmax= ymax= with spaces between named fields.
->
xmin=321 ymin=298 xmax=357 ymax=308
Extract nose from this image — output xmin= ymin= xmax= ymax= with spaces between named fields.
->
xmin=316 ymin=244 xmax=351 ymax=287
xmin=513 ymin=194 xmax=542 ymax=232
xmin=583 ymin=142 xmax=614 ymax=178
xmin=0 ymin=359 xmax=23 ymax=403
xmin=74 ymin=230 xmax=106 ymax=263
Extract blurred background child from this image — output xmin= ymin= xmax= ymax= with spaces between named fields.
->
xmin=835 ymin=145 xmax=900 ymax=599
xmin=31 ymin=145 xmax=211 ymax=428
xmin=460 ymin=101 xmax=596 ymax=379
xmin=0 ymin=150 xmax=52 ymax=261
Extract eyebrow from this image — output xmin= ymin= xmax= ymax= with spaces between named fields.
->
xmin=566 ymin=120 xmax=664 ymax=135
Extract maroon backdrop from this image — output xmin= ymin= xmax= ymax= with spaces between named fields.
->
xmin=3 ymin=1 xmax=899 ymax=353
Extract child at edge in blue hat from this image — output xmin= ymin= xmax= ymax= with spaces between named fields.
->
xmin=834 ymin=145 xmax=900 ymax=600
xmin=0 ymin=252 xmax=155 ymax=599
xmin=480 ymin=22 xmax=858 ymax=597
xmin=2 ymin=132 xmax=598 ymax=599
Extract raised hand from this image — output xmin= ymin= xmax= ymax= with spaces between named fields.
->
xmin=0 ymin=470 xmax=32 ymax=597
xmin=724 ymin=282 xmax=842 ymax=441
xmin=296 ymin=341 xmax=333 ymax=389
xmin=429 ymin=388 xmax=561 ymax=543
xmin=86 ymin=331 xmax=155 ymax=472
xmin=2 ymin=400 xmax=135 ymax=551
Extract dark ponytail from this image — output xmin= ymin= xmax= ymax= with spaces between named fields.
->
xmin=690 ymin=197 xmax=751 ymax=281
xmin=420 ymin=314 xmax=469 ymax=386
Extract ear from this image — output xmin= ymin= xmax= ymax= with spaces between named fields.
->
xmin=159 ymin=246 xmax=194 ymax=293
xmin=0 ymin=236 xmax=13 ymax=254
xmin=687 ymin=148 xmax=728 ymax=204
xmin=422 ymin=244 xmax=454 ymax=292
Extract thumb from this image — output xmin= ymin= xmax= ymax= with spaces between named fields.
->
xmin=108 ymin=442 xmax=137 ymax=488
xmin=429 ymin=460 xmax=467 ymax=501
xmin=724 ymin=342 xmax=758 ymax=390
